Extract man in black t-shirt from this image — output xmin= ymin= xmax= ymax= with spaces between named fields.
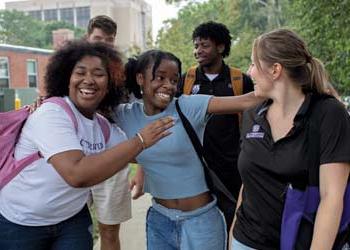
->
xmin=177 ymin=21 xmax=254 ymax=229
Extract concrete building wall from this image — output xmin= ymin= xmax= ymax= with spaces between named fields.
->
xmin=5 ymin=0 xmax=152 ymax=53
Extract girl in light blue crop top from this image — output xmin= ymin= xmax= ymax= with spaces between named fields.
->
xmin=112 ymin=50 xmax=260 ymax=250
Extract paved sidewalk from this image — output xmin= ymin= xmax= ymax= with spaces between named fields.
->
xmin=94 ymin=194 xmax=151 ymax=250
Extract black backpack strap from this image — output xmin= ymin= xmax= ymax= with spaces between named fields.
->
xmin=175 ymin=99 xmax=236 ymax=204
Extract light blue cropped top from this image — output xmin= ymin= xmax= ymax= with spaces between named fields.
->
xmin=114 ymin=95 xmax=212 ymax=199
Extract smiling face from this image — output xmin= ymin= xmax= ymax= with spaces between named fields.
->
xmin=248 ymin=53 xmax=274 ymax=98
xmin=69 ymin=56 xmax=109 ymax=118
xmin=193 ymin=37 xmax=224 ymax=68
xmin=138 ymin=59 xmax=179 ymax=115
xmin=87 ymin=28 xmax=116 ymax=47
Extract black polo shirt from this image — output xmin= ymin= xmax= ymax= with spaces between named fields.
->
xmin=177 ymin=62 xmax=254 ymax=199
xmin=233 ymin=94 xmax=350 ymax=250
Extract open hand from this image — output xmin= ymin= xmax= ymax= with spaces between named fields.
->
xmin=137 ymin=116 xmax=174 ymax=149
xmin=29 ymin=96 xmax=45 ymax=113
xmin=129 ymin=165 xmax=145 ymax=200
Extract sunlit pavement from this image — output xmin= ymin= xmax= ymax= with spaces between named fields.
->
xmin=93 ymin=194 xmax=151 ymax=250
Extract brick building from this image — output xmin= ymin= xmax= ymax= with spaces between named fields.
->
xmin=0 ymin=44 xmax=52 ymax=94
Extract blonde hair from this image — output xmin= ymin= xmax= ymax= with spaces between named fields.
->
xmin=253 ymin=29 xmax=328 ymax=94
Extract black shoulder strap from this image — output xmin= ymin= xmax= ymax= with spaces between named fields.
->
xmin=175 ymin=99 xmax=236 ymax=204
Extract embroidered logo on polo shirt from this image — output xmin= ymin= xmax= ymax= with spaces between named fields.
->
xmin=191 ymin=84 xmax=200 ymax=94
xmin=246 ymin=124 xmax=264 ymax=139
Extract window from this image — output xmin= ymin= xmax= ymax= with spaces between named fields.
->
xmin=0 ymin=57 xmax=10 ymax=88
xmin=60 ymin=8 xmax=74 ymax=25
xmin=29 ymin=10 xmax=42 ymax=20
xmin=44 ymin=9 xmax=58 ymax=21
xmin=27 ymin=60 xmax=38 ymax=88
xmin=76 ymin=7 xmax=90 ymax=28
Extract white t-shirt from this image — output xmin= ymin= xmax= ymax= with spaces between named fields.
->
xmin=0 ymin=97 xmax=127 ymax=226
xmin=205 ymin=73 xmax=219 ymax=81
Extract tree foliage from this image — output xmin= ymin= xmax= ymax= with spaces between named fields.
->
xmin=165 ymin=0 xmax=184 ymax=3
xmin=287 ymin=0 xmax=350 ymax=94
xmin=157 ymin=0 xmax=289 ymax=72
xmin=158 ymin=0 xmax=241 ymax=70
xmin=0 ymin=10 xmax=84 ymax=49
xmin=0 ymin=10 xmax=46 ymax=47
xmin=157 ymin=0 xmax=349 ymax=94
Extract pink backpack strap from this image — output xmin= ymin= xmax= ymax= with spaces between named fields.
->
xmin=96 ymin=114 xmax=110 ymax=144
xmin=43 ymin=97 xmax=78 ymax=132
xmin=0 ymin=151 xmax=42 ymax=189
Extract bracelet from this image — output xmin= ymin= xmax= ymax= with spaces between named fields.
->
xmin=136 ymin=132 xmax=146 ymax=150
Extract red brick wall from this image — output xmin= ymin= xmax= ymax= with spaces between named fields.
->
xmin=0 ymin=50 xmax=51 ymax=95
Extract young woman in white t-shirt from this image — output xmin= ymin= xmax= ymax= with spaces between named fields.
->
xmin=0 ymin=40 xmax=173 ymax=250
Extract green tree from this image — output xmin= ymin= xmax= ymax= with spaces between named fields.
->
xmin=157 ymin=0 xmax=289 ymax=71
xmin=0 ymin=10 xmax=85 ymax=49
xmin=230 ymin=0 xmax=290 ymax=71
xmin=157 ymin=0 xmax=241 ymax=70
xmin=0 ymin=10 xmax=46 ymax=47
xmin=286 ymin=0 xmax=350 ymax=94
xmin=127 ymin=44 xmax=142 ymax=57
xmin=159 ymin=0 xmax=349 ymax=94
xmin=165 ymin=0 xmax=182 ymax=3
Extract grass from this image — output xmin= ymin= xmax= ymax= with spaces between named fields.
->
xmin=90 ymin=163 xmax=139 ymax=243
xmin=129 ymin=163 xmax=138 ymax=178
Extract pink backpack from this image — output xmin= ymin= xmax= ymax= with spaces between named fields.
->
xmin=0 ymin=97 xmax=110 ymax=189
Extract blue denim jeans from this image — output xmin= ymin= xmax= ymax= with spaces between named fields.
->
xmin=0 ymin=205 xmax=93 ymax=250
xmin=146 ymin=196 xmax=226 ymax=250
xmin=231 ymin=238 xmax=257 ymax=250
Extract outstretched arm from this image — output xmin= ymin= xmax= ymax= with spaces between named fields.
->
xmin=207 ymin=92 xmax=262 ymax=114
xmin=310 ymin=162 xmax=350 ymax=250
xmin=49 ymin=117 xmax=174 ymax=187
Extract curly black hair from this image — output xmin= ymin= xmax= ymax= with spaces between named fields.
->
xmin=124 ymin=49 xmax=182 ymax=99
xmin=45 ymin=39 xmax=124 ymax=112
xmin=192 ymin=21 xmax=232 ymax=58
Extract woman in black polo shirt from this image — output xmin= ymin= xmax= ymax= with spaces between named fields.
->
xmin=230 ymin=29 xmax=350 ymax=250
